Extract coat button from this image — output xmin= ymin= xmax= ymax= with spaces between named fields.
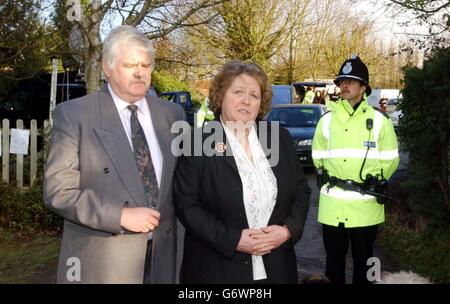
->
xmin=244 ymin=261 xmax=249 ymax=265
xmin=166 ymin=228 xmax=172 ymax=234
xmin=104 ymin=168 xmax=109 ymax=174
xmin=345 ymin=218 xmax=348 ymax=221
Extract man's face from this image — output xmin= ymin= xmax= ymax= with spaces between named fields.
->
xmin=339 ymin=79 xmax=366 ymax=105
xmin=103 ymin=44 xmax=152 ymax=103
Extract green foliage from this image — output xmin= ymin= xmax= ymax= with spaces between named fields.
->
xmin=398 ymin=47 xmax=450 ymax=229
xmin=379 ymin=213 xmax=450 ymax=283
xmin=0 ymin=161 xmax=62 ymax=233
xmin=152 ymin=70 xmax=190 ymax=93
xmin=0 ymin=0 xmax=49 ymax=97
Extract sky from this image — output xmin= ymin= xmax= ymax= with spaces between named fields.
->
xmin=352 ymin=0 xmax=430 ymax=44
xmin=39 ymin=0 xmax=434 ymax=53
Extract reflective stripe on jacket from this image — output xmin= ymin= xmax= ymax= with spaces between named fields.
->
xmin=312 ymin=95 xmax=399 ymax=227
xmin=196 ymin=99 xmax=215 ymax=128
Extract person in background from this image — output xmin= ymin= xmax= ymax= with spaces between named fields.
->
xmin=379 ymin=98 xmax=388 ymax=112
xmin=314 ymin=90 xmax=326 ymax=105
xmin=196 ymin=97 xmax=215 ymax=128
xmin=303 ymin=87 xmax=315 ymax=104
xmin=296 ymin=86 xmax=306 ymax=104
xmin=173 ymin=60 xmax=311 ymax=283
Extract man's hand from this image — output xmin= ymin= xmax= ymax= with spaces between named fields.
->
xmin=120 ymin=207 xmax=160 ymax=233
xmin=250 ymin=225 xmax=291 ymax=254
xmin=236 ymin=228 xmax=269 ymax=255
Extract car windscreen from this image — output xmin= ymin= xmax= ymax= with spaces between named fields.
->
xmin=267 ymin=107 xmax=320 ymax=127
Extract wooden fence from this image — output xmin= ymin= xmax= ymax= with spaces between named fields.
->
xmin=1 ymin=119 xmax=50 ymax=189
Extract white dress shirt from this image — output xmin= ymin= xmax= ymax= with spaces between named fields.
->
xmin=223 ymin=120 xmax=278 ymax=281
xmin=108 ymin=84 xmax=163 ymax=187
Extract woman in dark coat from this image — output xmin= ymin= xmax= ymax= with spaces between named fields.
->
xmin=173 ymin=60 xmax=310 ymax=284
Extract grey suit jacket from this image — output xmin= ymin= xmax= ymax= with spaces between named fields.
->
xmin=44 ymin=86 xmax=185 ymax=283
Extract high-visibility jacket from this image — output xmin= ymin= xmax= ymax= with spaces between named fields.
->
xmin=312 ymin=96 xmax=399 ymax=228
xmin=196 ymin=98 xmax=215 ymax=128
xmin=303 ymin=90 xmax=315 ymax=104
xmin=325 ymin=99 xmax=336 ymax=111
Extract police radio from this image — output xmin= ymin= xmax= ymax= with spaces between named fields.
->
xmin=366 ymin=118 xmax=373 ymax=131
xmin=359 ymin=118 xmax=389 ymax=204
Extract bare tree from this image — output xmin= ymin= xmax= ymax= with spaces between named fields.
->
xmin=384 ymin=0 xmax=450 ymax=47
xmin=270 ymin=0 xmax=312 ymax=84
xmin=271 ymin=0 xmax=379 ymax=84
xmin=63 ymin=0 xmax=224 ymax=93
xmin=0 ymin=0 xmax=47 ymax=82
xmin=186 ymin=0 xmax=299 ymax=73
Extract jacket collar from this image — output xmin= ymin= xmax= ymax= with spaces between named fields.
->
xmin=337 ymin=94 xmax=369 ymax=117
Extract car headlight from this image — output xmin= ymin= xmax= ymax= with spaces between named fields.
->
xmin=297 ymin=139 xmax=312 ymax=146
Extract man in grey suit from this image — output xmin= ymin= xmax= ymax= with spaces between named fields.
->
xmin=44 ymin=25 xmax=184 ymax=283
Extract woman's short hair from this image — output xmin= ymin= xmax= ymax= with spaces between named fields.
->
xmin=208 ymin=60 xmax=272 ymax=120
xmin=102 ymin=25 xmax=154 ymax=70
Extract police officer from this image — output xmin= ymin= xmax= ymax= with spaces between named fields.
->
xmin=312 ymin=55 xmax=399 ymax=284
xmin=302 ymin=87 xmax=315 ymax=104
xmin=195 ymin=98 xmax=215 ymax=128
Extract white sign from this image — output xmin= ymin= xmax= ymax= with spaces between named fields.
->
xmin=9 ymin=129 xmax=29 ymax=155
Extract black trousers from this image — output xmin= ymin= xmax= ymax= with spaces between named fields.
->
xmin=322 ymin=223 xmax=378 ymax=284
xmin=143 ymin=240 xmax=153 ymax=284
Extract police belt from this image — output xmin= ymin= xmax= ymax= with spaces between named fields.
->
xmin=326 ymin=175 xmax=390 ymax=205
xmin=327 ymin=176 xmax=366 ymax=193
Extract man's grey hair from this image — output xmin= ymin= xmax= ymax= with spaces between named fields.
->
xmin=102 ymin=25 xmax=155 ymax=70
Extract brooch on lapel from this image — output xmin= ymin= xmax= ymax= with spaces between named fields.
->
xmin=215 ymin=142 xmax=227 ymax=153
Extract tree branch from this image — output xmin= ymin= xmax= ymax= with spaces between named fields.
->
xmin=145 ymin=0 xmax=226 ymax=40
xmin=389 ymin=0 xmax=450 ymax=14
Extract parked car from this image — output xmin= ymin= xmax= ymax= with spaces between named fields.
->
xmin=266 ymin=104 xmax=327 ymax=166
xmin=0 ymin=73 xmax=86 ymax=128
xmin=158 ymin=91 xmax=198 ymax=126
xmin=386 ymin=98 xmax=402 ymax=114
xmin=389 ymin=109 xmax=402 ymax=129
xmin=271 ymin=85 xmax=296 ymax=105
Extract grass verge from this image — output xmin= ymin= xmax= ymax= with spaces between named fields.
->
xmin=0 ymin=229 xmax=60 ymax=284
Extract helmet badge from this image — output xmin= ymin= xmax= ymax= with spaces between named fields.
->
xmin=342 ymin=62 xmax=352 ymax=74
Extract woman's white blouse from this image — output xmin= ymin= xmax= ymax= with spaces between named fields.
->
xmin=223 ymin=123 xmax=278 ymax=281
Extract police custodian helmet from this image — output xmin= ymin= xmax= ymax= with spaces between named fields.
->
xmin=334 ymin=55 xmax=372 ymax=96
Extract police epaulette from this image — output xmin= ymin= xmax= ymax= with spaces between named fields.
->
xmin=371 ymin=106 xmax=390 ymax=119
